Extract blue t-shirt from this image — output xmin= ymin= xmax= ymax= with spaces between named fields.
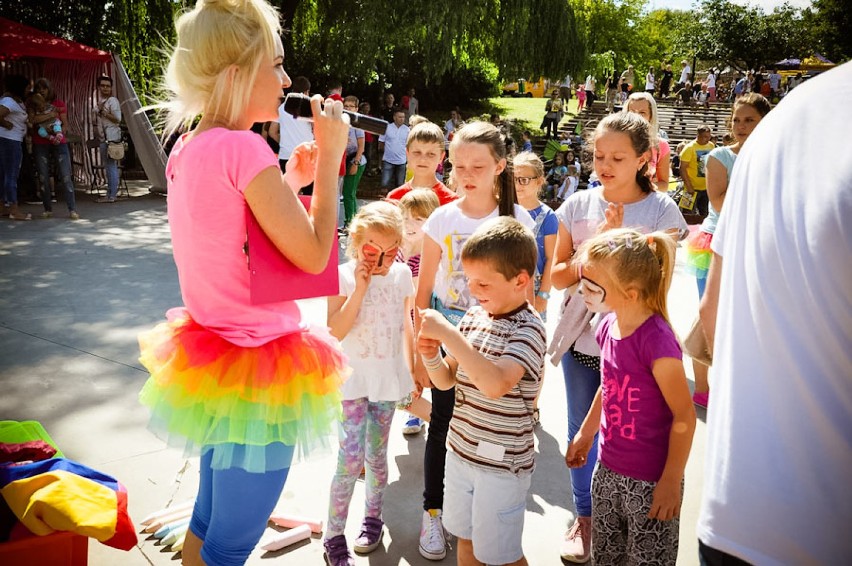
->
xmin=527 ymin=203 xmax=559 ymax=277
xmin=701 ymin=146 xmax=737 ymax=235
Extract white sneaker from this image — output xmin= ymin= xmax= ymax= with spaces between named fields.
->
xmin=419 ymin=509 xmax=447 ymax=560
xmin=402 ymin=415 xmax=424 ymax=435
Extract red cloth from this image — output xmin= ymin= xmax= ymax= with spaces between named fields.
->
xmin=0 ymin=441 xmax=57 ymax=464
xmin=0 ymin=18 xmax=111 ymax=61
xmin=387 ymin=181 xmax=459 ymax=206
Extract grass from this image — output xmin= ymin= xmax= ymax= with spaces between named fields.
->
xmin=421 ymin=96 xmax=580 ymax=139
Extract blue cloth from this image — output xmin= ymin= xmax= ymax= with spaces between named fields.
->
xmin=561 ymin=349 xmax=600 ymax=517
xmin=527 ymin=204 xmax=559 ymax=277
xmin=34 ymin=143 xmax=76 ymax=212
xmin=0 ymin=137 xmax=23 ymax=204
xmin=700 ymin=146 xmax=737 ymax=235
xmin=190 ymin=444 xmax=293 ymax=566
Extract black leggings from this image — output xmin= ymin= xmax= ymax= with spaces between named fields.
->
xmin=423 ymin=385 xmax=455 ymax=510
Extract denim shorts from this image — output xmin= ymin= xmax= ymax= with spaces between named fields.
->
xmin=443 ymin=451 xmax=531 ymax=565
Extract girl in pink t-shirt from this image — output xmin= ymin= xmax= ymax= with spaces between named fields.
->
xmin=137 ymin=1 xmax=351 ymax=564
xmin=566 ymin=228 xmax=696 ymax=565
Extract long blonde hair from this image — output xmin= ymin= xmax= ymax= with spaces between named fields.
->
xmin=346 ymin=201 xmax=404 ymax=260
xmin=574 ymin=228 xmax=676 ymax=325
xmin=161 ymin=0 xmax=281 ymax=133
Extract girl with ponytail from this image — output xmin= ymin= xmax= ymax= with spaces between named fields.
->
xmin=565 ymin=228 xmax=696 ymax=564
xmin=551 ymin=111 xmax=687 ymax=562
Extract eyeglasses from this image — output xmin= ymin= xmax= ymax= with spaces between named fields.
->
xmin=362 ymin=241 xmax=400 ymax=267
xmin=514 ymin=176 xmax=541 ymax=186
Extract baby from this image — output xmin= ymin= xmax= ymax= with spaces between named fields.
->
xmin=30 ymin=93 xmax=65 ymax=145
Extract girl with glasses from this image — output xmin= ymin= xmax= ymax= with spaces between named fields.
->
xmin=324 ymin=200 xmax=416 ymax=564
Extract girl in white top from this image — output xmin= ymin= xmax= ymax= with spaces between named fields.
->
xmin=413 ymin=121 xmax=535 ymax=560
xmin=325 ymin=200 xmax=415 ymax=563
xmin=0 ymin=74 xmax=32 ymax=220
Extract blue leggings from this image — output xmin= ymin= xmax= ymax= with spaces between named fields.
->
xmin=189 ymin=444 xmax=293 ymax=566
xmin=561 ymin=350 xmax=600 ymax=518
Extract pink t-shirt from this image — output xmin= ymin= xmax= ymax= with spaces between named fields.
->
xmin=650 ymin=138 xmax=670 ymax=181
xmin=166 ymin=128 xmax=302 ymax=346
xmin=596 ymin=312 xmax=682 ymax=482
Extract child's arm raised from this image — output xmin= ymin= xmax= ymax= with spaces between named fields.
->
xmin=648 ymin=357 xmax=696 ymax=521
xmin=245 ymin=96 xmax=349 ymax=274
xmin=327 ymin=261 xmax=371 ymax=341
xmin=419 ymin=309 xmax=526 ymax=399
xmin=565 ymin=387 xmax=602 ymax=467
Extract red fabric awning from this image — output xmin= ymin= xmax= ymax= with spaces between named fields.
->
xmin=0 ymin=17 xmax=111 ymax=62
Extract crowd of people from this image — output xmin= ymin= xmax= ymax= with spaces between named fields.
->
xmin=6 ymin=1 xmax=845 ymax=565
xmin=0 ymin=74 xmax=124 ymax=220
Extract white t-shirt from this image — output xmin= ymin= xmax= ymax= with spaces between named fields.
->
xmin=585 ymin=75 xmax=596 ymax=91
xmin=698 ymin=62 xmax=852 ymax=565
xmin=378 ymin=123 xmax=409 ymax=165
xmin=96 ymin=96 xmax=122 ymax=142
xmin=277 ymin=102 xmax=314 ymax=160
xmin=423 ymin=202 xmax=534 ymax=314
xmin=337 ymin=260 xmax=415 ymax=402
xmin=706 ymin=72 xmax=716 ymax=89
xmin=769 ymin=72 xmax=781 ymax=90
xmin=679 ymin=64 xmax=691 ymax=84
xmin=645 ymin=72 xmax=655 ymax=90
xmin=0 ymin=96 xmax=27 ymax=141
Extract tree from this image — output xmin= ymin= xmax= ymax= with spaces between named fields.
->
xmin=803 ymin=0 xmax=852 ymax=63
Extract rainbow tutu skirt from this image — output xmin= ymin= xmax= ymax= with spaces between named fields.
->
xmin=685 ymin=229 xmax=714 ymax=279
xmin=138 ymin=313 xmax=349 ymax=472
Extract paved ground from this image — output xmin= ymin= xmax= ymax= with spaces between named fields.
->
xmin=0 ymin=185 xmax=706 ymax=565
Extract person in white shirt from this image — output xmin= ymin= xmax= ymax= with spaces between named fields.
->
xmin=678 ymin=60 xmax=692 ymax=88
xmin=94 ymin=75 xmax=123 ymax=203
xmin=584 ymin=74 xmax=597 ymax=107
xmin=378 ymin=110 xmax=409 ymax=191
xmin=269 ymin=76 xmax=314 ymax=190
xmin=697 ymin=61 xmax=852 ymax=566
xmin=706 ymin=68 xmax=717 ymax=101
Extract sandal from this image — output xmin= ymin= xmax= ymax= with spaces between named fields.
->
xmin=9 ymin=207 xmax=32 ymax=220
xmin=532 ymin=407 xmax=540 ymax=427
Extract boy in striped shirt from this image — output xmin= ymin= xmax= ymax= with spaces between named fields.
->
xmin=418 ymin=216 xmax=546 ymax=566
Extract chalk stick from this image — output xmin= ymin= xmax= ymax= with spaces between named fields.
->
xmin=259 ymin=524 xmax=312 ymax=552
xmin=144 ymin=507 xmax=194 ymax=533
xmin=268 ymin=513 xmax=323 ymax=534
xmin=162 ymin=523 xmax=190 ymax=547
xmin=154 ymin=517 xmax=190 ymax=540
xmin=140 ymin=499 xmax=195 ymax=526
xmin=170 ymin=532 xmax=186 ymax=552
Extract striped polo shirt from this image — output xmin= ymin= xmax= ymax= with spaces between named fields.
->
xmin=447 ymin=303 xmax=546 ymax=476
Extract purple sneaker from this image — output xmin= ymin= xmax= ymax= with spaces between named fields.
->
xmin=323 ymin=534 xmax=354 ymax=566
xmin=353 ymin=516 xmax=384 ymax=554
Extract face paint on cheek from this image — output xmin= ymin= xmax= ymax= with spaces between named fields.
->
xmin=578 ymin=278 xmax=609 ymax=313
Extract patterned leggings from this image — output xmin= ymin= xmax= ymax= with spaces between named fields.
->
xmin=592 ymin=463 xmax=681 ymax=565
xmin=326 ymin=398 xmax=396 ymax=537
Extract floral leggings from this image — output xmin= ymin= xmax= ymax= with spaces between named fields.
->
xmin=326 ymin=398 xmax=396 ymax=537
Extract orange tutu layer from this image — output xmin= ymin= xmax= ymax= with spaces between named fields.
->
xmin=138 ymin=315 xmax=349 ymax=471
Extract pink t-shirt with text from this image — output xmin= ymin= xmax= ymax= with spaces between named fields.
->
xmin=596 ymin=312 xmax=682 ymax=482
xmin=166 ymin=128 xmax=302 ymax=347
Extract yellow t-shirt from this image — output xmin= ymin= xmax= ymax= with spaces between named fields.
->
xmin=679 ymin=141 xmax=715 ymax=191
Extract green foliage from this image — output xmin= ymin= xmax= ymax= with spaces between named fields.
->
xmin=803 ymin=0 xmax=852 ymax=63
xmin=103 ymin=0 xmax=178 ymax=105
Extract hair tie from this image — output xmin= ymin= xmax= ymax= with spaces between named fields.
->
xmin=607 ymin=239 xmax=617 ymax=251
xmin=625 ymin=236 xmax=634 ymax=249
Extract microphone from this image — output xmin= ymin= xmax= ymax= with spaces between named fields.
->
xmin=282 ymin=93 xmax=389 ymax=136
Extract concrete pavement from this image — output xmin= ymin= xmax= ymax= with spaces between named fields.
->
xmin=0 ymin=185 xmax=706 ymax=565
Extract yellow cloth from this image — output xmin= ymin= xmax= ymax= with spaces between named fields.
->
xmin=1 ymin=470 xmax=118 ymax=541
xmin=679 ymin=141 xmax=715 ymax=191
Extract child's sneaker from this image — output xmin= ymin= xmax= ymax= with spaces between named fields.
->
xmin=323 ymin=534 xmax=355 ymax=566
xmin=419 ymin=509 xmax=446 ymax=560
xmin=353 ymin=516 xmax=384 ymax=554
xmin=560 ymin=516 xmax=591 ymax=563
xmin=402 ymin=415 xmax=424 ymax=435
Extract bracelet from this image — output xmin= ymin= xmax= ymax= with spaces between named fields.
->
xmin=422 ymin=352 xmax=444 ymax=371
xmin=536 ymin=290 xmax=551 ymax=300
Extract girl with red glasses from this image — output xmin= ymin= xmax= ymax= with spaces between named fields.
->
xmin=324 ymin=200 xmax=416 ymax=564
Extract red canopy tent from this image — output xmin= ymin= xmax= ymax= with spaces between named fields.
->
xmin=0 ymin=17 xmax=166 ymax=191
